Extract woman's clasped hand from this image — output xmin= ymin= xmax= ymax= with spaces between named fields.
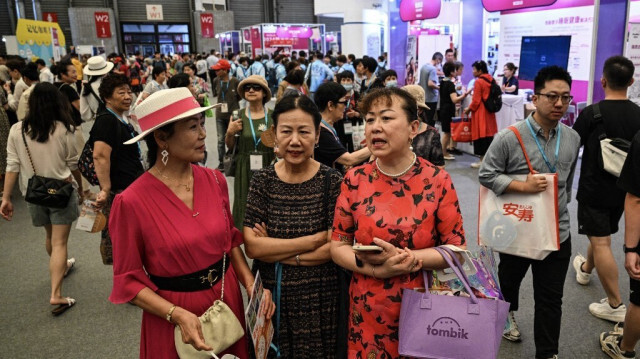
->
xmin=355 ymin=238 xmax=424 ymax=278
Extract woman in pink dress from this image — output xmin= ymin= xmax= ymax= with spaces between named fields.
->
xmin=108 ymin=87 xmax=274 ymax=359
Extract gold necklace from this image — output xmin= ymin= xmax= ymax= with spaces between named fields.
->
xmin=154 ymin=167 xmax=193 ymax=192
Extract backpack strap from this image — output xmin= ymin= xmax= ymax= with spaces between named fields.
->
xmin=508 ymin=126 xmax=535 ymax=173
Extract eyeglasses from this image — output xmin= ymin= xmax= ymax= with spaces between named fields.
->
xmin=536 ymin=93 xmax=573 ymax=104
xmin=336 ymin=100 xmax=349 ymax=105
xmin=243 ymin=84 xmax=263 ymax=92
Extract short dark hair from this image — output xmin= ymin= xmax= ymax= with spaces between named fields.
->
xmin=381 ymin=70 xmax=397 ymax=81
xmin=152 ymin=66 xmax=165 ymax=79
xmin=348 ymin=54 xmax=355 ymax=62
xmin=314 ymin=82 xmax=347 ymax=112
xmin=6 ymin=58 xmax=25 ymax=72
xmin=534 ymin=65 xmax=572 ymax=94
xmin=445 ymin=48 xmax=454 ymax=56
xmin=22 ymin=62 xmax=39 ymax=81
xmin=35 ymin=59 xmax=46 ymax=67
xmin=359 ymin=87 xmax=418 ymax=124
xmin=337 ymin=55 xmax=347 ymax=63
xmin=472 ymin=60 xmax=489 ymax=74
xmin=51 ymin=60 xmax=73 ymax=78
xmin=167 ymin=73 xmax=191 ymax=89
xmin=432 ymin=52 xmax=443 ymax=61
xmin=338 ymin=70 xmax=354 ymax=81
xmin=185 ymin=63 xmax=197 ymax=73
xmin=273 ymin=93 xmax=322 ymax=132
xmin=298 ymin=50 xmax=307 ymax=57
xmin=361 ymin=57 xmax=378 ymax=73
xmin=603 ymin=56 xmax=634 ymax=91
xmin=99 ymin=73 xmax=130 ymax=102
xmin=443 ymin=62 xmax=456 ymax=77
xmin=285 ymin=61 xmax=299 ymax=73
xmin=454 ymin=61 xmax=464 ymax=70
xmin=284 ymin=69 xmax=305 ymax=86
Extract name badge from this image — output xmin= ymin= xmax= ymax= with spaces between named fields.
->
xmin=250 ymin=153 xmax=263 ymax=171
xmin=344 ymin=122 xmax=353 ymax=135
xmin=220 ymin=103 xmax=229 ymax=113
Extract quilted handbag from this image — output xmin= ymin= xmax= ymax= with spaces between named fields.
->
xmin=398 ymin=246 xmax=510 ymax=359
xmin=21 ymin=129 xmax=73 ymax=209
xmin=174 ymin=172 xmax=244 ymax=358
xmin=78 ymin=140 xmax=100 ymax=186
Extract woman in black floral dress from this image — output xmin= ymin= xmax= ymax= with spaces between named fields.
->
xmin=244 ymin=93 xmax=343 ymax=358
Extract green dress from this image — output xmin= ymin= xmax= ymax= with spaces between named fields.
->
xmin=232 ymin=107 xmax=275 ymax=229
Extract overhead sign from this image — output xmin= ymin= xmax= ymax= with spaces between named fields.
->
xmin=399 ymin=0 xmax=442 ymax=22
xmin=94 ymin=12 xmax=112 ymax=38
xmin=15 ymin=18 xmax=66 ymax=46
xmin=43 ymin=12 xmax=58 ymax=23
xmin=146 ymin=4 xmax=164 ymax=21
xmin=482 ymin=0 xmax=557 ymax=12
xmin=200 ymin=13 xmax=214 ymax=38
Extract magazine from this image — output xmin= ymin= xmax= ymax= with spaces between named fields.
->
xmin=245 ymin=271 xmax=274 ymax=359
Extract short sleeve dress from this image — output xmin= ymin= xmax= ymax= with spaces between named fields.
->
xmin=232 ymin=107 xmax=276 ymax=230
xmin=331 ymin=157 xmax=465 ymax=359
xmin=244 ymin=164 xmax=343 ymax=358
xmin=109 ymin=165 xmax=249 ymax=359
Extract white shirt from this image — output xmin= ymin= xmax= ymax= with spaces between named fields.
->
xmin=8 ymin=79 xmax=30 ymax=111
xmin=196 ymin=60 xmax=208 ymax=75
xmin=80 ymin=78 xmax=103 ymax=121
xmin=206 ymin=55 xmax=219 ymax=68
xmin=6 ymin=121 xmax=79 ymax=196
xmin=39 ymin=67 xmax=55 ymax=84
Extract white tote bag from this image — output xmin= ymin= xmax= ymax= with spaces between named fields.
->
xmin=478 ymin=126 xmax=560 ymax=260
xmin=479 ymin=173 xmax=560 ymax=260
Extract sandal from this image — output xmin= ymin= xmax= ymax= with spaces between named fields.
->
xmin=51 ymin=297 xmax=76 ymax=316
xmin=64 ymin=258 xmax=76 ymax=277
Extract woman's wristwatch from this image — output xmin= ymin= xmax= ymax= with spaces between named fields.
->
xmin=623 ymin=244 xmax=640 ymax=254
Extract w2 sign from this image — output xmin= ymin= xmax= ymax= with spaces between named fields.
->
xmin=94 ymin=12 xmax=111 ymax=38
xmin=200 ymin=13 xmax=214 ymax=38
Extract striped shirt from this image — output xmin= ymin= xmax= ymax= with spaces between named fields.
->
xmin=479 ymin=114 xmax=581 ymax=242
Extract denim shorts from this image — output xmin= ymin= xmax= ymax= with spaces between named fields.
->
xmin=27 ymin=191 xmax=79 ymax=226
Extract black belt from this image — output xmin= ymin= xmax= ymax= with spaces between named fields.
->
xmin=149 ymin=254 xmax=228 ymax=292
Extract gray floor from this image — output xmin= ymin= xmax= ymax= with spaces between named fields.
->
xmin=0 ymin=112 xmax=631 ymax=358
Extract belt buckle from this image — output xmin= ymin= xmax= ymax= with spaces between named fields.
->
xmin=200 ymin=269 xmax=219 ymax=287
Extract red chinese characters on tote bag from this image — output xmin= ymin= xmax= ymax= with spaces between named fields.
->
xmin=478 ymin=126 xmax=560 ymax=260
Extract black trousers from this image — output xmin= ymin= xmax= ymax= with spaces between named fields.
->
xmin=498 ymin=238 xmax=571 ymax=359
xmin=425 ymin=102 xmax=438 ymax=126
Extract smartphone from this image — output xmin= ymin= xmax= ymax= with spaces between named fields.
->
xmin=353 ymin=244 xmax=383 ymax=252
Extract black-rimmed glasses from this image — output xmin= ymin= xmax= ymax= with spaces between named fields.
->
xmin=536 ymin=93 xmax=573 ymax=104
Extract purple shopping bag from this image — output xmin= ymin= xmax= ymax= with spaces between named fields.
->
xmin=398 ymin=247 xmax=510 ymax=359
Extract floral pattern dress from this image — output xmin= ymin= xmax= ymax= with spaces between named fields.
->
xmin=331 ymin=157 xmax=465 ymax=359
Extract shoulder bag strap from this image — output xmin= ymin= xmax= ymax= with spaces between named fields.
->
xmin=20 ymin=127 xmax=37 ymax=175
xmin=593 ymin=102 xmax=607 ymax=140
xmin=211 ymin=170 xmax=229 ymax=303
xmin=508 ymin=126 xmax=535 ymax=173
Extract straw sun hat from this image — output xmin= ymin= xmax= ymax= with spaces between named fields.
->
xmin=237 ymin=75 xmax=272 ymax=101
xmin=125 ymin=88 xmax=220 ymax=144
xmin=401 ymin=85 xmax=431 ymax=110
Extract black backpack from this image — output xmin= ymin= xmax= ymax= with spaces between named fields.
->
xmin=267 ymin=64 xmax=279 ymax=88
xmin=480 ymin=77 xmax=503 ymax=113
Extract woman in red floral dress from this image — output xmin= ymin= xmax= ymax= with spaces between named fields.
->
xmin=330 ymin=87 xmax=466 ymax=359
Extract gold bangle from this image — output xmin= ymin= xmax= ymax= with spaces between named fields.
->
xmin=372 ymin=265 xmax=378 ymax=279
xmin=166 ymin=305 xmax=177 ymax=323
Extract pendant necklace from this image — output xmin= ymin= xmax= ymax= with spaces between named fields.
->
xmin=154 ymin=167 xmax=193 ymax=192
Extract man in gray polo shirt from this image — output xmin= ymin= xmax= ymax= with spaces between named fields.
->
xmin=418 ymin=52 xmax=442 ymax=126
xmin=479 ymin=66 xmax=580 ymax=359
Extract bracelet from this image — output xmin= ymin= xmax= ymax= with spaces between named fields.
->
xmin=295 ymin=254 xmax=301 ymax=266
xmin=165 ymin=305 xmax=177 ymax=323
xmin=372 ymin=265 xmax=379 ymax=279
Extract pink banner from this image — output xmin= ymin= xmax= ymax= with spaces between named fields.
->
xmin=501 ymin=0 xmax=594 ymax=14
xmin=399 ymin=0 xmax=441 ymax=22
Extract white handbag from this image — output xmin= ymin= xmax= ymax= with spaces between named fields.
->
xmin=174 ymin=172 xmax=244 ymax=358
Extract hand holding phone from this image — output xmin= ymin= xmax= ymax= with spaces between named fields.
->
xmin=352 ymin=244 xmax=384 ymax=252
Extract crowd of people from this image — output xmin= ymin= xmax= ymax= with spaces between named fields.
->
xmin=0 ymin=46 xmax=639 ymax=359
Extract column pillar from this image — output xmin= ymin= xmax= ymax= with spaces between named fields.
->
xmin=591 ymin=0 xmax=628 ymax=102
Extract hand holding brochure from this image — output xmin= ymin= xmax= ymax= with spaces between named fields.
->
xmin=245 ymin=271 xmax=274 ymax=359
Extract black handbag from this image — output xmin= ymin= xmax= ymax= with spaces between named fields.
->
xmin=21 ymin=128 xmax=74 ymax=209
xmin=222 ymin=135 xmax=238 ymax=176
